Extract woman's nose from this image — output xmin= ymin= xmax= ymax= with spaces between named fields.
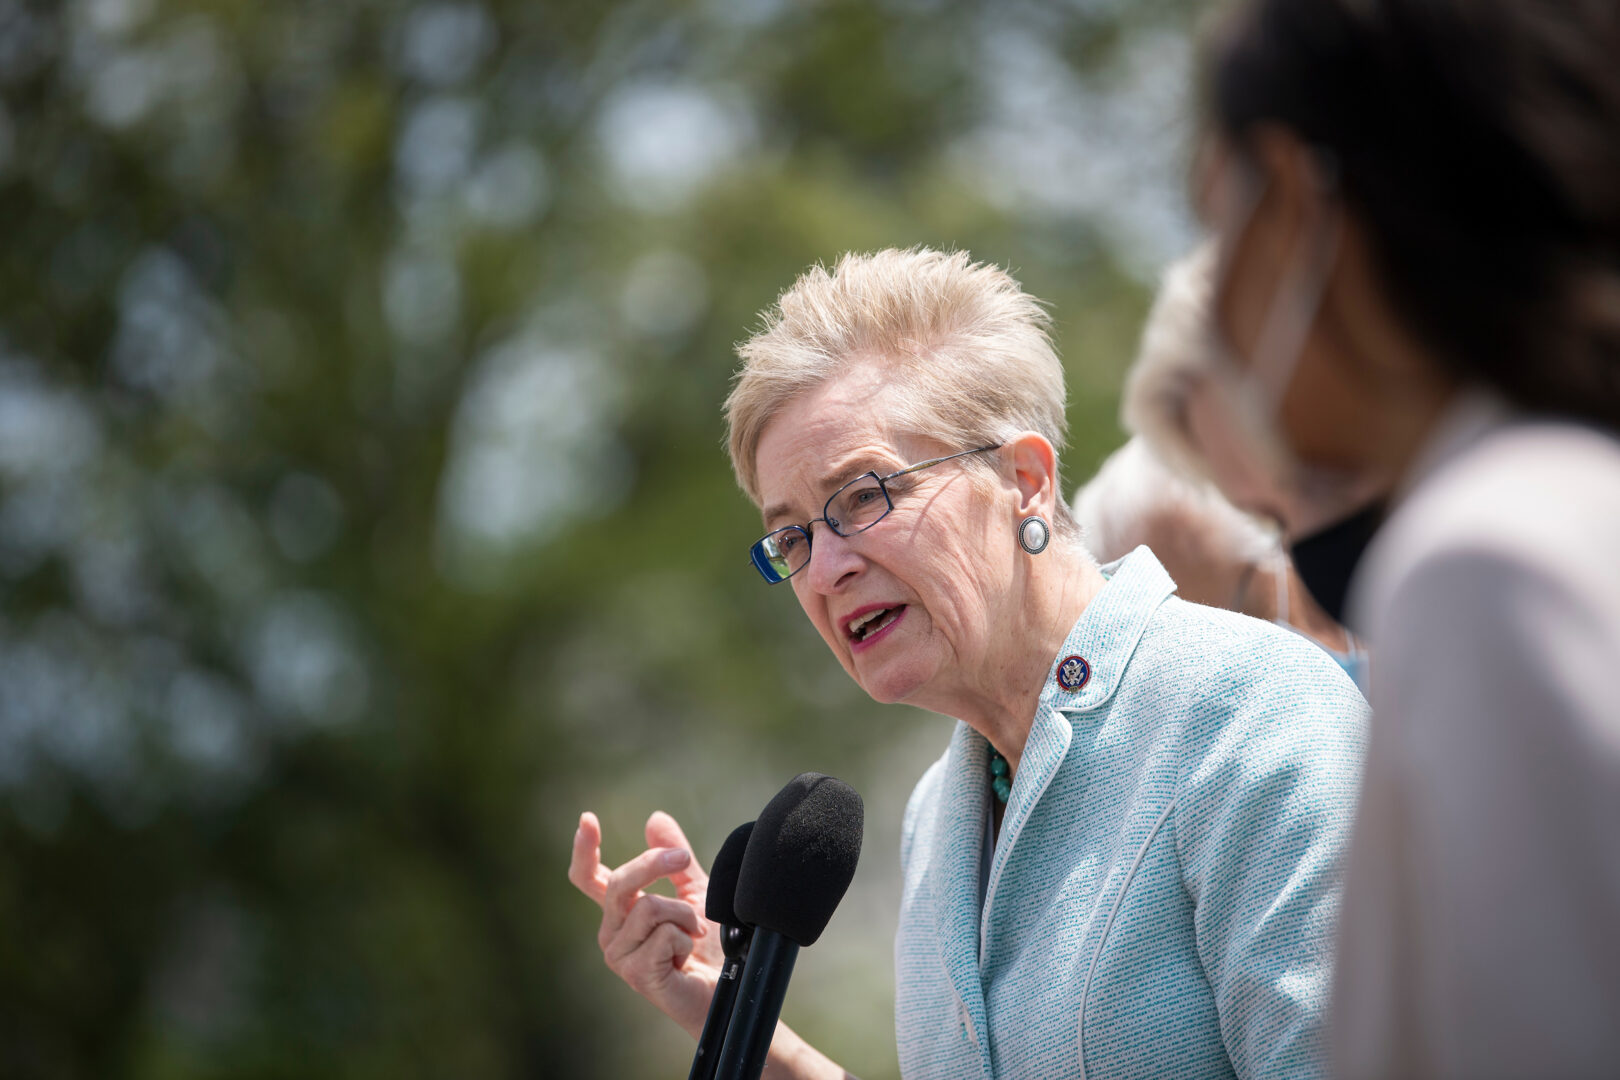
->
xmin=803 ymin=525 xmax=863 ymax=593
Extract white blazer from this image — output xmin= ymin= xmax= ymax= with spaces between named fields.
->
xmin=1336 ymin=392 xmax=1620 ymax=1078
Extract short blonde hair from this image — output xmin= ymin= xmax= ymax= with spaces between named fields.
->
xmin=725 ymin=248 xmax=1075 ymax=528
xmin=1074 ymin=435 xmax=1277 ymax=569
xmin=1119 ymin=241 xmax=1221 ymax=484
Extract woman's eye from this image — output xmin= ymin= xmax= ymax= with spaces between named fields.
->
xmin=777 ymin=532 xmax=802 ymax=553
xmin=852 ymin=487 xmax=883 ymax=505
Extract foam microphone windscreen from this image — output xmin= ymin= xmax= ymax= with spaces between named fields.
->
xmin=705 ymin=821 xmax=754 ymax=926
xmin=733 ymin=773 xmax=864 ymax=947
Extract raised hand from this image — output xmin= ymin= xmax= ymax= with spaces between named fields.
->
xmin=569 ymin=809 xmax=725 ymax=1036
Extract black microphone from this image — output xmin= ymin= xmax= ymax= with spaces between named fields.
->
xmin=688 ymin=821 xmax=755 ymax=1080
xmin=713 ymin=773 xmax=864 ymax=1080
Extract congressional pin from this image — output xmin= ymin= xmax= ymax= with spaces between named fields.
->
xmin=1055 ymin=654 xmax=1090 ymax=692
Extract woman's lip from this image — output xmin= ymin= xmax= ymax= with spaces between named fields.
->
xmin=842 ymin=602 xmax=897 ymax=640
xmin=849 ymin=605 xmax=906 ymax=653
xmin=843 ymin=602 xmax=894 ymax=628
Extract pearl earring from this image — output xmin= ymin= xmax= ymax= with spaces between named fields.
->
xmin=1018 ymin=516 xmax=1050 ymax=554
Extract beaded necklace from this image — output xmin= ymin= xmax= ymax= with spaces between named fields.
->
xmin=989 ymin=746 xmax=1011 ymax=804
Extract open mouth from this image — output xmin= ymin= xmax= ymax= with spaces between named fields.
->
xmin=846 ymin=605 xmax=905 ymax=645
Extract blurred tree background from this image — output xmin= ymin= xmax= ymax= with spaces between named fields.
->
xmin=0 ymin=0 xmax=1204 ymax=1076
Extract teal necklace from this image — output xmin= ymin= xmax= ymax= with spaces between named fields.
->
xmin=989 ymin=747 xmax=1011 ymax=804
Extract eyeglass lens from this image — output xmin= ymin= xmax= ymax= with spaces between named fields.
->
xmin=750 ymin=472 xmax=894 ymax=583
xmin=753 ymin=528 xmax=808 ymax=582
xmin=825 ymin=474 xmax=889 ymax=533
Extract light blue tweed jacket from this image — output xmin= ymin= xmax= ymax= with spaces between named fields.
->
xmin=895 ymin=547 xmax=1368 ymax=1079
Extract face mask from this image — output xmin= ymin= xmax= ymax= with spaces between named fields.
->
xmin=1288 ymin=498 xmax=1385 ymax=627
xmin=1202 ymin=154 xmax=1373 ymax=538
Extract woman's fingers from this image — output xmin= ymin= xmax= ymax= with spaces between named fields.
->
xmin=654 ymin=920 xmax=696 ymax=972
xmin=569 ymin=815 xmax=722 ymax=1036
xmin=612 ymin=921 xmax=699 ymax=1001
xmin=568 ymin=812 xmax=611 ymax=907
xmin=602 ymin=845 xmax=694 ymax=937
xmin=603 ymin=892 xmax=706 ymax=963
xmin=644 ymin=810 xmax=697 ymax=859
xmin=645 ymin=810 xmax=709 ymax=907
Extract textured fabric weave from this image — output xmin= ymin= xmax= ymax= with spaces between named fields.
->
xmin=895 ymin=547 xmax=1368 ymax=1079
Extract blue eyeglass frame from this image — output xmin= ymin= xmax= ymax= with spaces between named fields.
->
xmin=748 ymin=443 xmax=1003 ymax=584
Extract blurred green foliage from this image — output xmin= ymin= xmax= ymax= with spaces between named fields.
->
xmin=0 ymin=0 xmax=1200 ymax=1076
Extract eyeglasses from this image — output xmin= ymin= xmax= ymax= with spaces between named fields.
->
xmin=748 ymin=444 xmax=1003 ymax=584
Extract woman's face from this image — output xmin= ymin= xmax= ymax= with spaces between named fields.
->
xmin=752 ymin=363 xmax=1022 ymax=707
xmin=1198 ymin=133 xmax=1368 ymax=469
xmin=1194 ymin=132 xmax=1403 ymax=527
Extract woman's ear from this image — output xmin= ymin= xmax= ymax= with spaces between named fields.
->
xmin=1005 ymin=432 xmax=1059 ymax=517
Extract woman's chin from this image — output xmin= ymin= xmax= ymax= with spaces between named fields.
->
xmin=860 ymin=682 xmax=908 ymax=705
xmin=855 ymin=659 xmax=934 ymax=706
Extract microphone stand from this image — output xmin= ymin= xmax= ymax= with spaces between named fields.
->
xmin=688 ymin=924 xmax=752 ymax=1080
xmin=712 ymin=929 xmax=798 ymax=1080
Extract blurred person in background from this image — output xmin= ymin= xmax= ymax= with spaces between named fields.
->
xmin=569 ymin=249 xmax=1368 ymax=1078
xmin=1122 ymin=243 xmax=1390 ymax=627
xmin=1198 ymin=0 xmax=1620 ymax=1075
xmin=1074 ymin=435 xmax=1367 ymax=692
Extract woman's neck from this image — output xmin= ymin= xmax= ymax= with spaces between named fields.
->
xmin=928 ymin=547 xmax=1105 ymax=775
xmin=1319 ymin=232 xmax=1463 ymax=484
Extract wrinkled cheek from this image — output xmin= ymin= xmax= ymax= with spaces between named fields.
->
xmin=923 ymin=589 xmax=979 ymax=664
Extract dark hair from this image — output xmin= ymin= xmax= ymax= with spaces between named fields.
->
xmin=1205 ymin=0 xmax=1620 ymax=428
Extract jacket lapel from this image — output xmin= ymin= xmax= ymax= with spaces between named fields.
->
xmin=979 ymin=697 xmax=1073 ymax=969
xmin=925 ymin=721 xmax=995 ymax=1065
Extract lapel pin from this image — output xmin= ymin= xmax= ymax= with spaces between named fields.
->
xmin=1055 ymin=655 xmax=1090 ymax=692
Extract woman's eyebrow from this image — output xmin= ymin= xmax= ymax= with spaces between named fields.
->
xmin=761 ymin=500 xmax=797 ymax=526
xmin=814 ymin=455 xmax=888 ymax=492
xmin=762 ymin=456 xmax=893 ymax=526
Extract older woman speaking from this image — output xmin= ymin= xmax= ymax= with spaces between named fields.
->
xmin=569 ymin=248 xmax=1368 ymax=1079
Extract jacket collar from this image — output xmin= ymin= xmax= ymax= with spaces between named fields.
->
xmin=1393 ymin=385 xmax=1514 ymax=506
xmin=1044 ymin=544 xmax=1177 ymax=715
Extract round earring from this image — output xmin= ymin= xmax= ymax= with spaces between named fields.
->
xmin=1018 ymin=516 xmax=1050 ymax=555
